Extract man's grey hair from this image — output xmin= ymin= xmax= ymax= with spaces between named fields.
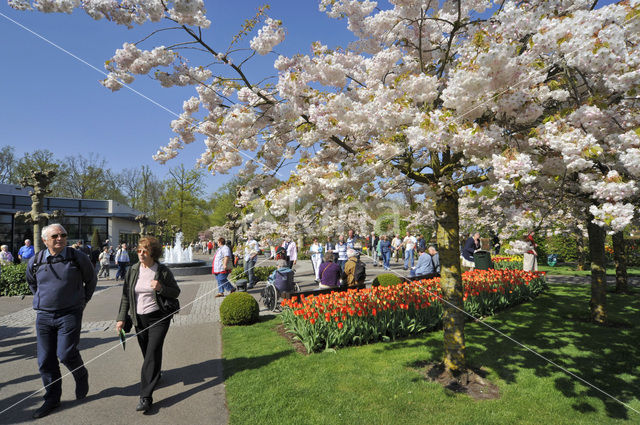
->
xmin=25 ymin=239 xmax=31 ymax=243
xmin=41 ymin=223 xmax=67 ymax=240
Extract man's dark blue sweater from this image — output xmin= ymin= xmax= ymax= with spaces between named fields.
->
xmin=26 ymin=247 xmax=97 ymax=311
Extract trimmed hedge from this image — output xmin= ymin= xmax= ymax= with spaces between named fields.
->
xmin=220 ymin=292 xmax=260 ymax=326
xmin=371 ymin=273 xmax=405 ymax=287
xmin=229 ymin=265 xmax=276 ymax=283
xmin=0 ymin=263 xmax=30 ymax=297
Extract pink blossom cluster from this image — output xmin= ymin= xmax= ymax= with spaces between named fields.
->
xmin=250 ymin=18 xmax=285 ymax=55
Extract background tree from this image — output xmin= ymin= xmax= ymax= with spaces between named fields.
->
xmin=161 ymin=164 xmax=209 ymax=241
xmin=120 ymin=165 xmax=166 ymax=217
xmin=0 ymin=145 xmax=16 ymax=184
xmin=90 ymin=227 xmax=102 ymax=250
xmin=11 ymin=149 xmax=66 ymax=195
xmin=209 ymin=176 xmax=247 ymax=227
xmin=58 ymin=153 xmax=126 ymax=202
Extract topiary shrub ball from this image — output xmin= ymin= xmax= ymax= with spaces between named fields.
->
xmin=220 ymin=292 xmax=260 ymax=326
xmin=371 ymin=273 xmax=405 ymax=287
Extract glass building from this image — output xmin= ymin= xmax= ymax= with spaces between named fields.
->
xmin=0 ymin=184 xmax=142 ymax=257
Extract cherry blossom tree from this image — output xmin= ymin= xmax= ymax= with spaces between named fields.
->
xmin=12 ymin=0 xmax=640 ymax=373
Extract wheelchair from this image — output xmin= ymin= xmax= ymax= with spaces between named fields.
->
xmin=260 ymin=270 xmax=299 ymax=312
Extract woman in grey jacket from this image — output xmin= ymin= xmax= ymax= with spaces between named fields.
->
xmin=116 ymin=236 xmax=180 ymax=413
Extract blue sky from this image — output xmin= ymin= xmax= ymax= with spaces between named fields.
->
xmin=0 ymin=1 xmax=354 ymax=195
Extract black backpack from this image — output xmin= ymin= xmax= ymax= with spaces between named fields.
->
xmin=354 ymin=259 xmax=366 ymax=283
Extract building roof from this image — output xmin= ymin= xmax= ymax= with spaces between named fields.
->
xmin=0 ymin=183 xmax=142 ymax=219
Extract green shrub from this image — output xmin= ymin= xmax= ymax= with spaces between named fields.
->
xmin=297 ymin=252 xmax=310 ymax=261
xmin=492 ymin=260 xmax=523 ymax=270
xmin=220 ymin=292 xmax=259 ymax=326
xmin=254 ymin=266 xmax=276 ymax=282
xmin=371 ymin=273 xmax=405 ymax=287
xmin=229 ymin=265 xmax=276 ymax=283
xmin=0 ymin=263 xmax=30 ymax=297
xmin=228 ymin=266 xmax=244 ymax=282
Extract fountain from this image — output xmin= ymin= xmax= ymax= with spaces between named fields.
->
xmin=162 ymin=232 xmax=209 ymax=276
xmin=164 ymin=232 xmax=193 ymax=263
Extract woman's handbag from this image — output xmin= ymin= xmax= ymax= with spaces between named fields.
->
xmin=123 ymin=314 xmax=133 ymax=333
xmin=158 ymin=294 xmax=181 ymax=315
xmin=154 ymin=266 xmax=181 ymax=315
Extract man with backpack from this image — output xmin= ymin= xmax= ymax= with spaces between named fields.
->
xmin=342 ymin=248 xmax=366 ymax=287
xmin=26 ymin=223 xmax=96 ymax=419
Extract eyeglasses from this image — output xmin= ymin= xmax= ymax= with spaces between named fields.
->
xmin=137 ymin=249 xmax=148 ymax=254
xmin=50 ymin=233 xmax=67 ymax=239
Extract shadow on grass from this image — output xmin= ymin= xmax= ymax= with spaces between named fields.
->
xmin=459 ymin=286 xmax=639 ymax=420
xmin=374 ymin=285 xmax=640 ymax=419
xmin=222 ymin=316 xmax=291 ymax=379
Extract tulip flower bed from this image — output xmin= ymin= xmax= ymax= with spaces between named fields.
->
xmin=280 ymin=269 xmax=546 ymax=353
xmin=492 ymin=255 xmax=523 ymax=270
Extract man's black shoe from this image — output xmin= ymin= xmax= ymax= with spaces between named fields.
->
xmin=32 ymin=401 xmax=60 ymax=419
xmin=136 ymin=397 xmax=152 ymax=413
xmin=76 ymin=373 xmax=89 ymax=400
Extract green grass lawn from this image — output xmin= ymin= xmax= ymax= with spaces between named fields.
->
xmin=540 ymin=265 xmax=640 ymax=276
xmin=222 ymin=284 xmax=640 ymax=425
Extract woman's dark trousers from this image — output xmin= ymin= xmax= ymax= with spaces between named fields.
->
xmin=135 ymin=310 xmax=171 ymax=400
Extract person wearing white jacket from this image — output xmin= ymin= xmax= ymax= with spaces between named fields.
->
xmin=309 ymin=238 xmax=323 ymax=282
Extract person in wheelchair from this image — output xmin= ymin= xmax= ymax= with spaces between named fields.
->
xmin=262 ymin=259 xmax=296 ymax=311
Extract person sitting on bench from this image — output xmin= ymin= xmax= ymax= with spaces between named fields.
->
xmin=342 ymin=249 xmax=366 ymax=288
xmin=318 ymin=252 xmax=341 ymax=289
xmin=410 ymin=246 xmax=439 ymax=280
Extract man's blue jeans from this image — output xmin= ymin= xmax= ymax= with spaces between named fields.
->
xmin=244 ymin=258 xmax=256 ymax=287
xmin=338 ymin=259 xmax=347 ymax=271
xmin=36 ymin=307 xmax=87 ymax=402
xmin=404 ymin=249 xmax=415 ymax=269
xmin=216 ymin=273 xmax=235 ymax=294
xmin=116 ymin=261 xmax=129 ymax=279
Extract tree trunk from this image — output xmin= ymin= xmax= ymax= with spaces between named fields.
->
xmin=587 ymin=213 xmax=607 ymax=324
xmin=33 ymin=218 xmax=44 ymax=253
xmin=612 ymin=231 xmax=628 ymax=293
xmin=434 ymin=192 xmax=466 ymax=373
xmin=576 ymin=233 xmax=586 ymax=271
